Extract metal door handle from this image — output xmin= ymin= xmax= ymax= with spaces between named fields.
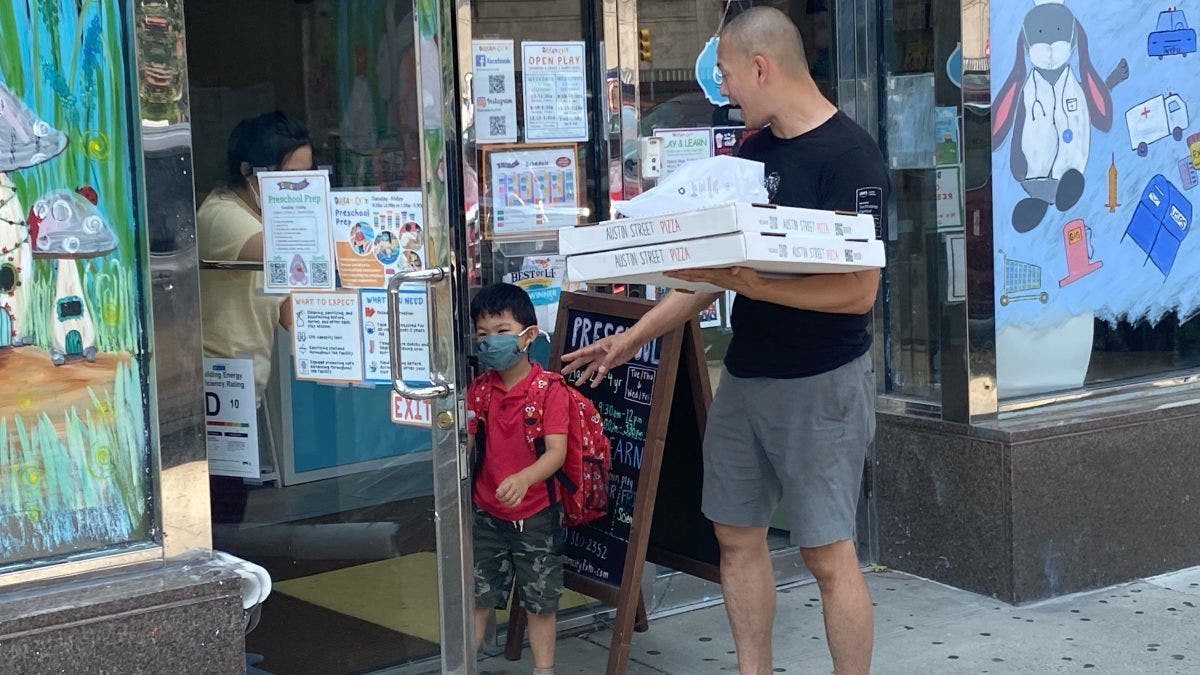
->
xmin=387 ymin=267 xmax=454 ymax=400
xmin=199 ymin=259 xmax=264 ymax=271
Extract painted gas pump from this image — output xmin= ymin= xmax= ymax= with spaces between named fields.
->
xmin=1058 ymin=219 xmax=1103 ymax=287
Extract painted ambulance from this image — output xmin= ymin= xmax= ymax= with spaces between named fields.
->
xmin=1125 ymin=93 xmax=1190 ymax=156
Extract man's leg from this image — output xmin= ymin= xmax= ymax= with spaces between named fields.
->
xmin=800 ymin=540 xmax=873 ymax=675
xmin=714 ymin=523 xmax=775 ymax=675
xmin=526 ymin=611 xmax=557 ymax=670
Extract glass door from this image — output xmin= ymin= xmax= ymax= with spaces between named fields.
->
xmin=453 ymin=0 xmax=627 ymax=651
xmin=184 ymin=1 xmax=470 ymax=672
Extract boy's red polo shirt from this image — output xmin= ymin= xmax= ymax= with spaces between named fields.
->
xmin=468 ymin=363 xmax=569 ymax=521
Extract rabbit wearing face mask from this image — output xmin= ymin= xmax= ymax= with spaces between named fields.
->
xmin=992 ymin=0 xmax=1130 ymax=233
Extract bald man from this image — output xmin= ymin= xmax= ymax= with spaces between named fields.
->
xmin=562 ymin=7 xmax=886 ymax=674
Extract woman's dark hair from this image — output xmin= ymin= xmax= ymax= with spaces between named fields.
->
xmin=470 ymin=283 xmax=538 ymax=329
xmin=226 ymin=111 xmax=311 ymax=186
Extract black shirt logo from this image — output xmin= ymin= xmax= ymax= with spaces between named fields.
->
xmin=765 ymin=171 xmax=782 ymax=200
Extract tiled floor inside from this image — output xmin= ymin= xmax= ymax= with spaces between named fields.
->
xmin=481 ymin=566 xmax=1200 ymax=674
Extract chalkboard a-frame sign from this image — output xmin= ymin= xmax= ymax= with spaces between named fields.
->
xmin=505 ymin=291 xmax=721 ymax=675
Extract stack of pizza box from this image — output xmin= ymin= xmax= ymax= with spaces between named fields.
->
xmin=560 ymin=202 xmax=886 ymax=293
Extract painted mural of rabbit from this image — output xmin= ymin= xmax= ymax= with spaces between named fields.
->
xmin=992 ymin=0 xmax=1130 ymax=233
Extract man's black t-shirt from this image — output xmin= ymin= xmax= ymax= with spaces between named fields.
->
xmin=725 ymin=111 xmax=888 ymax=379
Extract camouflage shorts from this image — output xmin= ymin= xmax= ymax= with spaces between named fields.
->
xmin=474 ymin=505 xmax=564 ymax=615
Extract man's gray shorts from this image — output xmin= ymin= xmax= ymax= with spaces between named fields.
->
xmin=702 ymin=353 xmax=875 ymax=548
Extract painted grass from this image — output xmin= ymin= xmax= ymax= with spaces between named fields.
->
xmin=0 ymin=360 xmax=149 ymax=563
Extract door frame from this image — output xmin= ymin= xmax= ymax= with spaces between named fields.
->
xmin=396 ymin=1 xmax=479 ymax=674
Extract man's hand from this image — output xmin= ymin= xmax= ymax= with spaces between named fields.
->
xmin=560 ymin=329 xmax=644 ymax=389
xmin=665 ymin=267 xmax=764 ymax=296
xmin=496 ymin=473 xmax=531 ymax=508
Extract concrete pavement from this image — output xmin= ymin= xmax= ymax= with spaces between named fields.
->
xmin=481 ymin=566 xmax=1200 ymax=673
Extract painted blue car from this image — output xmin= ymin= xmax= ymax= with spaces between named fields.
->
xmin=1148 ymin=8 xmax=1197 ymax=59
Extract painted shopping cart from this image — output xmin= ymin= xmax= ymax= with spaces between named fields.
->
xmin=998 ymin=250 xmax=1049 ymax=306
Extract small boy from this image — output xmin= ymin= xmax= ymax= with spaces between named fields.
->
xmin=467 ymin=283 xmax=567 ymax=675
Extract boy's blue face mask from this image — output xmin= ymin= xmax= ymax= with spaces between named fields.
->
xmin=475 ymin=327 xmax=532 ymax=372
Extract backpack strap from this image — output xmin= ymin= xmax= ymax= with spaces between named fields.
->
xmin=523 ymin=372 xmax=560 ymax=506
xmin=527 ymin=373 xmax=579 ymax=495
xmin=470 ymin=378 xmax=496 ymax=494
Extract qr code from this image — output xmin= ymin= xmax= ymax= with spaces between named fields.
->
xmin=268 ymin=262 xmax=286 ymax=286
xmin=311 ymin=260 xmax=329 ymax=286
xmin=488 ymin=74 xmax=505 ymax=94
xmin=488 ymin=115 xmax=507 ymax=137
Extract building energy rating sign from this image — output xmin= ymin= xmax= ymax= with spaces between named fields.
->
xmin=521 ymin=41 xmax=588 ymax=142
xmin=260 ymin=170 xmax=335 ymax=293
xmin=291 ymin=291 xmax=364 ymax=383
xmin=472 ymin=39 xmax=518 ymax=144
xmin=330 ymin=191 xmax=425 ymax=289
xmin=653 ymin=128 xmax=713 ymax=179
xmin=203 ymin=358 xmax=260 ymax=479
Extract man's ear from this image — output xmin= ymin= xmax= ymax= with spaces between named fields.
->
xmin=753 ymin=54 xmax=770 ymax=84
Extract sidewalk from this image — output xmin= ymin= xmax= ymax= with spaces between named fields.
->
xmin=481 ymin=566 xmax=1200 ymax=673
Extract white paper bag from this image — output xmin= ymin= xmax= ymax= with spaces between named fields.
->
xmin=613 ymin=155 xmax=768 ymax=219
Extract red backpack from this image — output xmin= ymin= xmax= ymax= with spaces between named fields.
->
xmin=472 ymin=370 xmax=611 ymax=527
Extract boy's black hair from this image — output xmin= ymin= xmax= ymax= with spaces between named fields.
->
xmin=470 ymin=283 xmax=538 ymax=329
xmin=226 ymin=111 xmax=312 ymax=186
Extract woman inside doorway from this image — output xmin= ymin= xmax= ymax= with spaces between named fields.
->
xmin=200 ymin=111 xmax=312 ymax=524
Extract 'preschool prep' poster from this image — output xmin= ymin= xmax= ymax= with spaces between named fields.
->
xmin=260 ymin=169 xmax=335 ymax=293
xmin=331 ymin=190 xmax=425 ymax=288
xmin=989 ymin=1 xmax=1200 ymax=396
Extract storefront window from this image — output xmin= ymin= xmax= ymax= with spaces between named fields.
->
xmin=0 ymin=3 xmax=155 ymax=570
xmin=472 ymin=0 xmax=608 ymax=334
xmin=988 ymin=1 xmax=1200 ymax=399
xmin=876 ymin=0 xmax=962 ymax=404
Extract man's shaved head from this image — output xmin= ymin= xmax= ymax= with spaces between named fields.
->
xmin=720 ymin=6 xmax=808 ymax=74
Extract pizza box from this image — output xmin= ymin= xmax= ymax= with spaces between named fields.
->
xmin=566 ymin=232 xmax=886 ymax=293
xmin=558 ymin=202 xmax=878 ymax=256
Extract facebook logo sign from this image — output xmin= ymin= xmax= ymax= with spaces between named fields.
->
xmin=475 ymin=54 xmax=487 ymax=69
